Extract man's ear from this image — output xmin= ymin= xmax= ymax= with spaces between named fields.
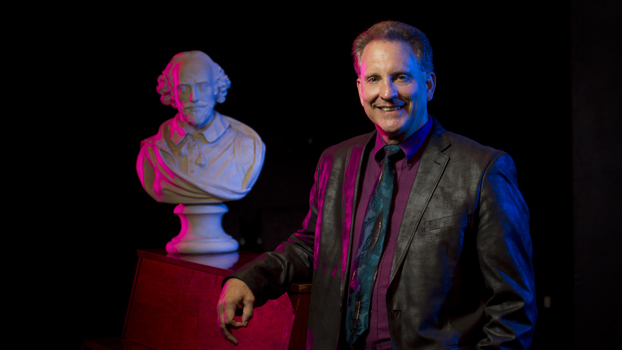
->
xmin=357 ymin=78 xmax=364 ymax=106
xmin=426 ymin=72 xmax=436 ymax=102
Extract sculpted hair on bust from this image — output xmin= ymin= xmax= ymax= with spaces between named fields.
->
xmin=353 ymin=21 xmax=434 ymax=76
xmin=156 ymin=51 xmax=232 ymax=108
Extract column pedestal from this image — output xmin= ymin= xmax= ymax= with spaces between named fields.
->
xmin=166 ymin=203 xmax=239 ymax=254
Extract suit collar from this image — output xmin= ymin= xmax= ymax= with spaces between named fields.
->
xmin=426 ymin=116 xmax=452 ymax=153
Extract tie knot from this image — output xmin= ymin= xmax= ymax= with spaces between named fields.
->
xmin=382 ymin=145 xmax=402 ymax=159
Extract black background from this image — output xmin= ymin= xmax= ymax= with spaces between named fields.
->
xmin=43 ymin=2 xmax=620 ymax=349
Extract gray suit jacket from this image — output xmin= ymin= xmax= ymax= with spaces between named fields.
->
xmin=231 ymin=119 xmax=536 ymax=349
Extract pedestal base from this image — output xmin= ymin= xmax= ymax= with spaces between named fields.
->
xmin=165 ymin=203 xmax=239 ymax=254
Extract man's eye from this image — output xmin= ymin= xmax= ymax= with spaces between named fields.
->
xmin=394 ymin=75 xmax=411 ymax=84
xmin=177 ymin=85 xmax=189 ymax=93
xmin=198 ymin=83 xmax=209 ymax=92
xmin=368 ymin=77 xmax=379 ymax=83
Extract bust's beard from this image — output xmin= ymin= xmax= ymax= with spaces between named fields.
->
xmin=180 ymin=105 xmax=215 ymax=129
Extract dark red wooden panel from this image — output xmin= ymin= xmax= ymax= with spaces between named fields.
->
xmin=125 ymin=257 xmax=294 ymax=350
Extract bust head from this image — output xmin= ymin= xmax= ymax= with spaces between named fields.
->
xmin=157 ymin=51 xmax=231 ymax=128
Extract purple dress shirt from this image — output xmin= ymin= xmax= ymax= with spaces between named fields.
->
xmin=348 ymin=116 xmax=433 ymax=349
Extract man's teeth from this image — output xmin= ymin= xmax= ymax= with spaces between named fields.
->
xmin=380 ymin=106 xmax=401 ymax=111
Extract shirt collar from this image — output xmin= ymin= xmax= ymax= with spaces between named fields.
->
xmin=169 ymin=111 xmax=230 ymax=145
xmin=373 ymin=115 xmax=433 ymax=163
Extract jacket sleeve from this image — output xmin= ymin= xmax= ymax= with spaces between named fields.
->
xmin=224 ymin=157 xmax=322 ymax=306
xmin=475 ymin=152 xmax=537 ymax=349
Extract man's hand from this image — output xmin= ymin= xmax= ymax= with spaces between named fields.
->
xmin=217 ymin=278 xmax=255 ymax=346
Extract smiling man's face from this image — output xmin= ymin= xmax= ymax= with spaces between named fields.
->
xmin=357 ymin=40 xmax=436 ymax=144
xmin=173 ymin=58 xmax=218 ymax=129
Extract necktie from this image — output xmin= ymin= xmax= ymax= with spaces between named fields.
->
xmin=346 ymin=144 xmax=402 ymax=346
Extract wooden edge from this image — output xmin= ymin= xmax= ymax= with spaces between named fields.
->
xmin=136 ymin=249 xmax=312 ymax=293
xmin=122 ymin=256 xmax=143 ymax=336
xmin=82 ymin=337 xmax=161 ymax=350
xmin=137 ymin=249 xmax=232 ymax=277
xmin=289 ymin=282 xmax=312 ymax=293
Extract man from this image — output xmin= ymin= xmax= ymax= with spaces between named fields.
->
xmin=217 ymin=21 xmax=536 ymax=349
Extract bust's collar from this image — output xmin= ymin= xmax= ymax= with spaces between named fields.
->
xmin=169 ymin=112 xmax=230 ymax=145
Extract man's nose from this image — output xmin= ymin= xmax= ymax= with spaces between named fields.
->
xmin=381 ymin=81 xmax=398 ymax=100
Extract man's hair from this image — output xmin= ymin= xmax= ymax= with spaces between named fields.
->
xmin=156 ymin=51 xmax=232 ymax=108
xmin=352 ymin=21 xmax=434 ymax=76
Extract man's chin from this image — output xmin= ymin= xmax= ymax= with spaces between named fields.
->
xmin=376 ymin=124 xmax=412 ymax=144
xmin=377 ymin=124 xmax=404 ymax=136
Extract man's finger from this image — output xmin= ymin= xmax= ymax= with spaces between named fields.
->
xmin=218 ymin=317 xmax=239 ymax=346
xmin=216 ymin=278 xmax=255 ymax=345
xmin=218 ymin=300 xmax=242 ymax=345
xmin=242 ymin=299 xmax=254 ymax=327
xmin=227 ymin=321 xmax=247 ymax=330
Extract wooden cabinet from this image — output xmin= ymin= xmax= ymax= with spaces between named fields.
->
xmin=82 ymin=249 xmax=311 ymax=350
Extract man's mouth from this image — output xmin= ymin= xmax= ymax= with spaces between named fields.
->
xmin=378 ymin=106 xmax=402 ymax=111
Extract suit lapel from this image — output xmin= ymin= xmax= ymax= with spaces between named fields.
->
xmin=338 ymin=132 xmax=375 ymax=300
xmin=390 ymin=119 xmax=451 ymax=284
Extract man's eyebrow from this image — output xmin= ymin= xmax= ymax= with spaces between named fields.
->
xmin=391 ymin=71 xmax=411 ymax=76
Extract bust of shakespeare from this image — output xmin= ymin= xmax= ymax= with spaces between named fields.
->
xmin=137 ymin=51 xmax=265 ymax=254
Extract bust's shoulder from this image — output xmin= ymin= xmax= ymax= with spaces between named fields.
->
xmin=219 ymin=114 xmax=265 ymax=169
xmin=222 ymin=115 xmax=263 ymax=144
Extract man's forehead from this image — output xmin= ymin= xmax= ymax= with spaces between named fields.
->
xmin=359 ymin=40 xmax=420 ymax=73
xmin=364 ymin=40 xmax=416 ymax=59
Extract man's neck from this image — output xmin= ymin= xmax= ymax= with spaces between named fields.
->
xmin=377 ymin=114 xmax=430 ymax=145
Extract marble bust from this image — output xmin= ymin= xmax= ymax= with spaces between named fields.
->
xmin=137 ymin=51 xmax=265 ymax=254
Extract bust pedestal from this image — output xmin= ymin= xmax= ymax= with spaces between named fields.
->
xmin=165 ymin=203 xmax=239 ymax=254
